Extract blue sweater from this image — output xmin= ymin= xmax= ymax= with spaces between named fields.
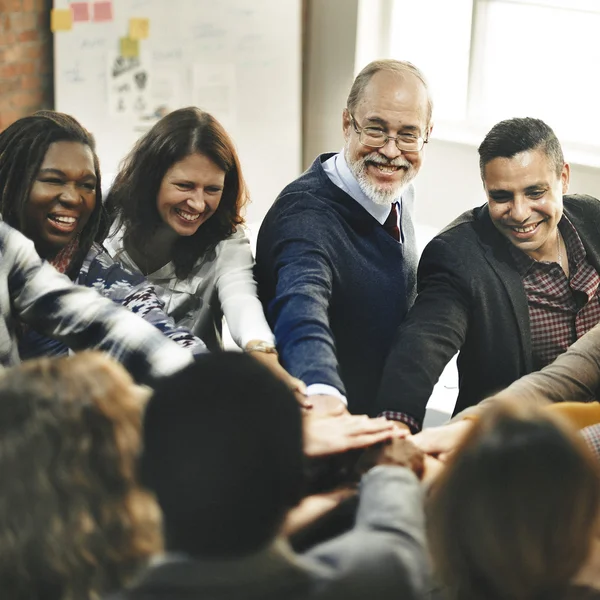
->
xmin=256 ymin=154 xmax=418 ymax=414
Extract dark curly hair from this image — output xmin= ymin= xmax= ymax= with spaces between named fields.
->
xmin=0 ymin=352 xmax=161 ymax=600
xmin=0 ymin=110 xmax=106 ymax=279
xmin=104 ymin=107 xmax=248 ymax=280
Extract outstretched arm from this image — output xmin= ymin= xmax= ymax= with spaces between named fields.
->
xmin=257 ymin=206 xmax=344 ymax=395
xmin=5 ymin=223 xmax=192 ymax=384
xmin=375 ymin=237 xmax=471 ymax=429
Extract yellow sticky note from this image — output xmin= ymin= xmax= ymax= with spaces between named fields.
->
xmin=120 ymin=37 xmax=139 ymax=58
xmin=129 ymin=18 xmax=149 ymax=40
xmin=50 ymin=8 xmax=73 ymax=32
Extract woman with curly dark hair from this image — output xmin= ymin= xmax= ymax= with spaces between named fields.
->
xmin=427 ymin=401 xmax=600 ymax=600
xmin=0 ymin=110 xmax=206 ymax=359
xmin=104 ymin=107 xmax=302 ymax=388
xmin=0 ymin=351 xmax=161 ymax=600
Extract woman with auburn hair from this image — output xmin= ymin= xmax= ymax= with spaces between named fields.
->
xmin=427 ymin=402 xmax=600 ymax=600
xmin=103 ymin=107 xmax=301 ymax=390
xmin=0 ymin=110 xmax=206 ymax=359
xmin=0 ymin=352 xmax=160 ymax=600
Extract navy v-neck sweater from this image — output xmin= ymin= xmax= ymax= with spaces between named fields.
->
xmin=256 ymin=154 xmax=418 ymax=415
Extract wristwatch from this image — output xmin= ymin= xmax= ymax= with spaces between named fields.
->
xmin=245 ymin=341 xmax=278 ymax=355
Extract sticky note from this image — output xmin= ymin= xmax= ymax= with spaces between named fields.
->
xmin=129 ymin=17 xmax=149 ymax=40
xmin=92 ymin=1 xmax=113 ymax=22
xmin=50 ymin=8 xmax=73 ymax=32
xmin=120 ymin=37 xmax=139 ymax=58
xmin=71 ymin=2 xmax=90 ymax=22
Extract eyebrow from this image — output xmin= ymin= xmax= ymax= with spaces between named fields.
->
xmin=363 ymin=117 xmax=420 ymax=133
xmin=488 ymin=182 xmax=548 ymax=196
xmin=38 ymin=168 xmax=97 ymax=182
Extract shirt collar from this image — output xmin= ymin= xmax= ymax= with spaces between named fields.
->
xmin=322 ymin=151 xmax=409 ymax=225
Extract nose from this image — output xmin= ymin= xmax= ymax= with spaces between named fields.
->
xmin=186 ymin=189 xmax=206 ymax=212
xmin=378 ymin=136 xmax=402 ymax=160
xmin=509 ymin=196 xmax=531 ymax=223
xmin=58 ymin=183 xmax=81 ymax=205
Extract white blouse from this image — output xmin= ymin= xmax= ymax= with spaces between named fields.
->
xmin=105 ymin=227 xmax=275 ymax=352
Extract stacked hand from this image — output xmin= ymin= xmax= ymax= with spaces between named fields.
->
xmin=304 ymin=412 xmax=401 ymax=457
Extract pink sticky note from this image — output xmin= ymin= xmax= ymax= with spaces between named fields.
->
xmin=71 ymin=2 xmax=90 ymax=22
xmin=92 ymin=1 xmax=113 ymax=22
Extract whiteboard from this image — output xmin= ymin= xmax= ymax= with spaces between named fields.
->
xmin=53 ymin=0 xmax=302 ymax=225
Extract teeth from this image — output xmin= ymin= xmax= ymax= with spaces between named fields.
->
xmin=175 ymin=208 xmax=200 ymax=222
xmin=376 ymin=165 xmax=398 ymax=173
xmin=512 ymin=223 xmax=538 ymax=233
xmin=50 ymin=215 xmax=76 ymax=224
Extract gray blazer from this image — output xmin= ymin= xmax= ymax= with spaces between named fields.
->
xmin=107 ymin=467 xmax=432 ymax=600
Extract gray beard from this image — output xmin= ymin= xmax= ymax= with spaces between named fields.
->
xmin=344 ymin=147 xmax=413 ymax=206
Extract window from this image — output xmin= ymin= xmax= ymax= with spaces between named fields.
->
xmin=358 ymin=0 xmax=600 ymax=164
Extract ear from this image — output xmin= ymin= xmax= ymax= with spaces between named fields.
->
xmin=342 ymin=108 xmax=351 ymax=141
xmin=561 ymin=162 xmax=570 ymax=194
xmin=425 ymin=121 xmax=434 ymax=140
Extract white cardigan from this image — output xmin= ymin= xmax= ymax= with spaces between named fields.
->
xmin=105 ymin=227 xmax=275 ymax=352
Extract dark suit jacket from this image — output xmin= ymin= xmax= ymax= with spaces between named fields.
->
xmin=375 ymin=195 xmax=600 ymax=425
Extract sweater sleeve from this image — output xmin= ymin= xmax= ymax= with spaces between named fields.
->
xmin=375 ymin=236 xmax=471 ymax=426
xmin=258 ymin=203 xmax=343 ymax=393
xmin=215 ymin=229 xmax=275 ymax=348
xmin=452 ymin=321 xmax=600 ymax=422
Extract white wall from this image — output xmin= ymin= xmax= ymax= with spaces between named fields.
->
xmin=414 ymin=139 xmax=600 ymax=234
xmin=303 ymin=0 xmax=358 ymax=169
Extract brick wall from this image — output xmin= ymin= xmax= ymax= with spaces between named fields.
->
xmin=0 ymin=0 xmax=53 ymax=130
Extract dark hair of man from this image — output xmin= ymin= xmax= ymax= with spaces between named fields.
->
xmin=0 ymin=110 xmax=105 ymax=279
xmin=346 ymin=59 xmax=433 ymax=126
xmin=104 ymin=107 xmax=248 ymax=280
xmin=0 ymin=352 xmax=160 ymax=600
xmin=478 ymin=117 xmax=564 ymax=178
xmin=141 ymin=352 xmax=305 ymax=558
xmin=427 ymin=402 xmax=600 ymax=600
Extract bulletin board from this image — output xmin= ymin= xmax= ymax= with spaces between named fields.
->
xmin=51 ymin=0 xmax=302 ymax=224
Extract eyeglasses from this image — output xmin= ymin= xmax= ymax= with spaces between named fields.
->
xmin=349 ymin=113 xmax=428 ymax=153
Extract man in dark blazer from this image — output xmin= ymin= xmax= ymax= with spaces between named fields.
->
xmin=109 ymin=353 xmax=432 ymax=600
xmin=376 ymin=117 xmax=600 ymax=432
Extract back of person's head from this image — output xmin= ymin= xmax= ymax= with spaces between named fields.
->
xmin=346 ymin=59 xmax=434 ymax=125
xmin=141 ymin=352 xmax=305 ymax=559
xmin=0 ymin=352 xmax=160 ymax=600
xmin=427 ymin=401 xmax=600 ymax=600
xmin=0 ymin=110 xmax=104 ymax=270
xmin=478 ymin=117 xmax=564 ymax=177
xmin=105 ymin=106 xmax=247 ymax=279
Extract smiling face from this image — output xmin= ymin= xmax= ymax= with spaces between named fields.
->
xmin=484 ymin=148 xmax=570 ymax=262
xmin=156 ymin=153 xmax=225 ymax=238
xmin=343 ymin=70 xmax=431 ymax=206
xmin=25 ymin=141 xmax=97 ymax=259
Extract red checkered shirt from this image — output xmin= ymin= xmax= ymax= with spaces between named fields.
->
xmin=509 ymin=216 xmax=600 ymax=370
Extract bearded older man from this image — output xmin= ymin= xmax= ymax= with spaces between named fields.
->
xmin=255 ymin=59 xmax=433 ymax=416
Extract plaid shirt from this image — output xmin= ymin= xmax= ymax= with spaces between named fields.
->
xmin=510 ymin=216 xmax=600 ymax=370
xmin=581 ymin=423 xmax=600 ymax=463
xmin=0 ymin=222 xmax=193 ymax=383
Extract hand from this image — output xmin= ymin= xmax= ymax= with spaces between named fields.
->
xmin=410 ymin=419 xmax=473 ymax=461
xmin=282 ymin=486 xmax=357 ymax=536
xmin=357 ymin=437 xmax=425 ymax=479
xmin=305 ymin=394 xmax=348 ymax=417
xmin=303 ymin=414 xmax=400 ymax=457
xmin=422 ymin=453 xmax=446 ymax=485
